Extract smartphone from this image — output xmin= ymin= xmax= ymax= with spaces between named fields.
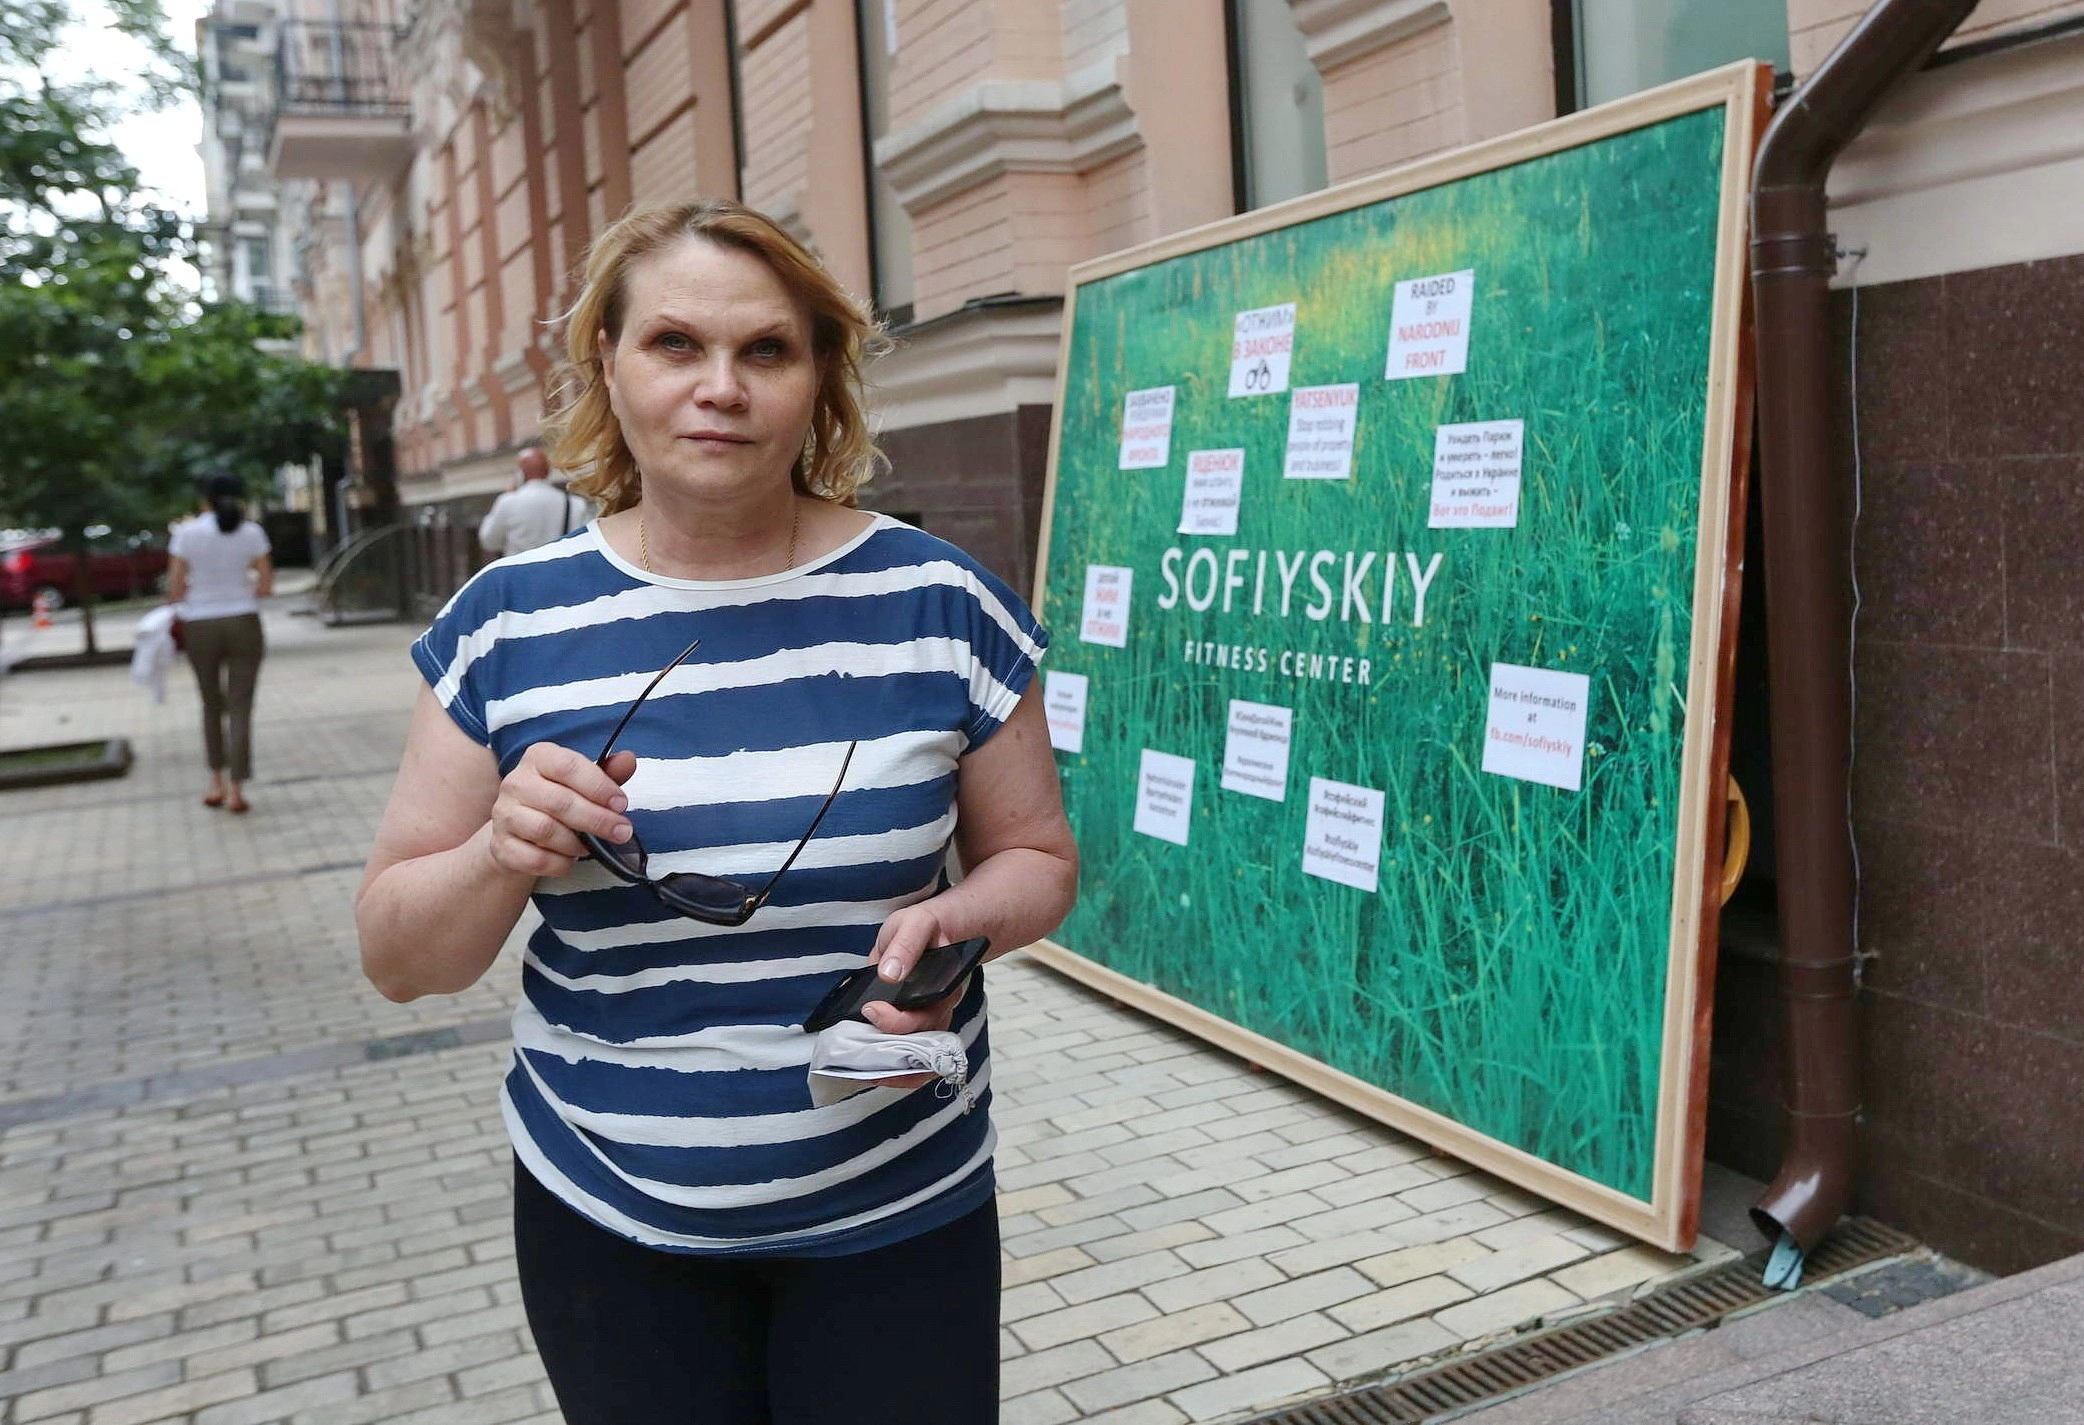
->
xmin=801 ymin=936 xmax=990 ymax=1034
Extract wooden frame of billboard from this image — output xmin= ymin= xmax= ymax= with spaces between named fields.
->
xmin=1023 ymin=60 xmax=1771 ymax=1252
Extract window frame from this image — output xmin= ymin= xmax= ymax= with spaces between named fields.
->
xmin=1553 ymin=0 xmax=1793 ymax=113
xmin=1224 ymin=0 xmax=1251 ymax=215
xmin=725 ymin=0 xmax=747 ymax=195
xmin=1551 ymin=0 xmax=1581 ymax=116
xmin=853 ymin=0 xmax=914 ymax=326
xmin=1223 ymin=0 xmax=1331 ymax=214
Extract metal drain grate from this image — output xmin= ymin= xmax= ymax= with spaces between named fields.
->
xmin=1245 ymin=1217 xmax=1919 ymax=1424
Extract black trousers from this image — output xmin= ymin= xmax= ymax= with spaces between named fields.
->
xmin=514 ymin=1161 xmax=1001 ymax=1424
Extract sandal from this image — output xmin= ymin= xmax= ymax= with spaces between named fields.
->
xmin=203 ymin=792 xmax=226 ymax=808
xmin=226 ymin=795 xmax=250 ymax=814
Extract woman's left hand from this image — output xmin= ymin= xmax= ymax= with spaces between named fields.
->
xmin=860 ymin=900 xmax=965 ymax=1037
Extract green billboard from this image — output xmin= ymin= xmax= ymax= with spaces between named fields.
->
xmin=1029 ymin=65 xmax=1767 ymax=1248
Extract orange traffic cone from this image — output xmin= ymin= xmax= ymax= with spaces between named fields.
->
xmin=31 ymin=592 xmax=52 ymax=630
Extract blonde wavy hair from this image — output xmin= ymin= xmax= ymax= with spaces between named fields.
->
xmin=541 ymin=200 xmax=889 ymax=514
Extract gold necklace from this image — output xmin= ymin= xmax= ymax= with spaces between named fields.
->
xmin=638 ymin=502 xmax=799 ymax=575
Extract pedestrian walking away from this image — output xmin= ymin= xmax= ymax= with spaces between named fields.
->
xmin=356 ymin=198 xmax=1079 ymax=1425
xmin=475 ymin=443 xmax=591 ymax=558
xmin=166 ymin=474 xmax=273 ymax=813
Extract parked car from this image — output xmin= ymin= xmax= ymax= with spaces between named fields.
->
xmin=0 ymin=533 xmax=171 ymax=611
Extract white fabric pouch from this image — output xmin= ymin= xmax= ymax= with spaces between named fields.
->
xmin=808 ymin=1021 xmax=973 ymax=1111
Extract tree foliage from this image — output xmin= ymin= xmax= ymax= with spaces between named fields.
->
xmin=1 ymin=1 xmax=347 ymax=648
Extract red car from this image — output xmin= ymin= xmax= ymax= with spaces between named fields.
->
xmin=0 ymin=534 xmax=171 ymax=611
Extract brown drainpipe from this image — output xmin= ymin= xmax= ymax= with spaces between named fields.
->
xmin=1748 ymin=0 xmax=1977 ymax=1254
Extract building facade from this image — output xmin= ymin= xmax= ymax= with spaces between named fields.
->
xmin=196 ymin=3 xmax=292 ymax=315
xmin=195 ymin=0 xmax=2084 ymax=1272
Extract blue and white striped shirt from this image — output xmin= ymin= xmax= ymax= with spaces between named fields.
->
xmin=412 ymin=515 xmax=1048 ymax=1255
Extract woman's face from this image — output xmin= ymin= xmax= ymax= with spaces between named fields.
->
xmin=600 ymin=237 xmax=819 ymax=506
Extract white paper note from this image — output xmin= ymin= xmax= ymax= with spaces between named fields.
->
xmin=1302 ymin=776 xmax=1385 ymax=892
xmin=1228 ymin=303 xmax=1296 ymax=397
xmin=1179 ymin=449 xmax=1246 ymax=536
xmin=1118 ymin=386 xmax=1176 ymax=469
xmin=1429 ymin=419 xmax=1525 ymax=529
xmin=1134 ymin=750 xmax=1197 ymax=846
xmin=1079 ymin=565 xmax=1133 ymax=647
xmin=1044 ymin=672 xmax=1088 ymax=754
xmin=1283 ymin=383 xmax=1359 ymax=480
xmin=1386 ymin=269 xmax=1475 ymax=380
xmin=1482 ymin=662 xmax=1592 ymax=792
xmin=1221 ymin=700 xmax=1293 ymax=802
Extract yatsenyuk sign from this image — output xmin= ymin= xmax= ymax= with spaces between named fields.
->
xmin=1027 ymin=63 xmax=1770 ymax=1249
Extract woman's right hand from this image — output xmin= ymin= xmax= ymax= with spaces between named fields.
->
xmin=485 ymin=744 xmax=639 ymax=878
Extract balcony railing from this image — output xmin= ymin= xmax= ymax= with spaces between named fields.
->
xmin=245 ymin=286 xmax=303 ymax=317
xmin=274 ymin=21 xmax=408 ymax=118
xmin=267 ymin=21 xmax=412 ymax=182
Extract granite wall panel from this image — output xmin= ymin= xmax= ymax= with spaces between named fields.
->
xmin=1710 ymin=252 xmax=2084 ymax=1273
xmin=870 ymin=406 xmax=1054 ymax=595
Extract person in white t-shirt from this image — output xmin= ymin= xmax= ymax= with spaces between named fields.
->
xmin=166 ymin=476 xmax=273 ymax=813
xmin=475 ymin=446 xmax=590 ymax=559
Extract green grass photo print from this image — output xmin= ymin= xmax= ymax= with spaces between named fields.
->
xmin=1028 ymin=64 xmax=1768 ymax=1249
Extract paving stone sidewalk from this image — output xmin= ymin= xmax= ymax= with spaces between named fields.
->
xmin=0 ymin=600 xmax=1741 ymax=1425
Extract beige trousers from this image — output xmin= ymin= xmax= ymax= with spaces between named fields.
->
xmin=186 ymin=613 xmax=265 ymax=781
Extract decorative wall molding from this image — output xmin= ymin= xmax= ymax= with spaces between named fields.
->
xmin=396 ymin=464 xmax=443 ymax=500
xmin=1288 ymin=0 xmax=1450 ymax=73
xmin=399 ymin=0 xmax=523 ymax=135
xmin=493 ymin=347 xmax=540 ymax=400
xmin=429 ymin=447 xmax=521 ymax=503
xmin=864 ymin=299 xmax=1065 ymax=432
xmin=429 ymin=389 xmax=464 ymax=444
xmin=418 ymin=382 xmax=451 ymax=430
xmin=1828 ymin=31 xmax=2084 ymax=287
xmin=874 ymin=56 xmax=1140 ymax=215
xmin=763 ymin=189 xmax=816 ymax=252
xmin=374 ymin=225 xmax=433 ymax=304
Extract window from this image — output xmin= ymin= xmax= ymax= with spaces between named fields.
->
xmin=1227 ymin=0 xmax=1329 ymax=212
xmin=212 ymin=22 xmax=260 ymax=82
xmin=242 ymin=237 xmax=275 ymax=309
xmin=856 ymin=0 xmax=914 ymax=322
xmin=1564 ymin=0 xmax=1791 ymax=111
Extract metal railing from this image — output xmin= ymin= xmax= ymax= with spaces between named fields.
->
xmin=402 ymin=523 xmax=480 ymax=620
xmin=311 ymin=520 xmax=480 ymax=626
xmin=274 ymin=21 xmax=408 ymax=117
xmin=313 ymin=523 xmax=410 ymax=625
xmin=245 ymin=286 xmax=303 ymax=317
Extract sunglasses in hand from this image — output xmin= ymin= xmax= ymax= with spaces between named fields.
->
xmin=576 ymin=634 xmax=857 ymax=926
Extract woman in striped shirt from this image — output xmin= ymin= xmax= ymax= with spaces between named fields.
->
xmin=356 ymin=200 xmax=1078 ymax=1425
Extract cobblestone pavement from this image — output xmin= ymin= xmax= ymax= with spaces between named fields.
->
xmin=0 ymin=599 xmax=1737 ymax=1424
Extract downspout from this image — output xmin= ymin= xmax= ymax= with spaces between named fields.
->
xmin=342 ymin=180 xmax=366 ymax=365
xmin=325 ymin=0 xmax=365 ymax=364
xmin=1748 ymin=0 xmax=1976 ymax=1270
